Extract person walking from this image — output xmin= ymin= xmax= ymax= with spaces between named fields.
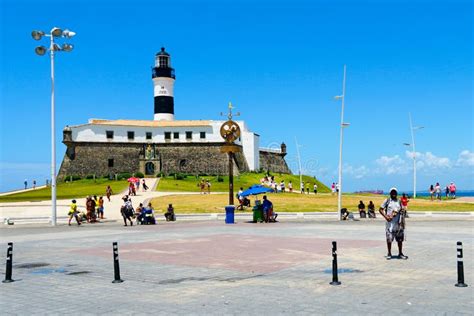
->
xmin=97 ymin=196 xmax=105 ymax=219
xmin=288 ymin=181 xmax=293 ymax=193
xmin=33 ymin=180 xmax=36 ymax=189
xmin=400 ymin=193 xmax=409 ymax=218
xmin=445 ymin=185 xmax=450 ymax=199
xmin=331 ymin=183 xmax=336 ymax=195
xmin=379 ymin=188 xmax=408 ymax=260
xmin=142 ymin=179 xmax=149 ymax=191
xmin=429 ymin=184 xmax=434 ymax=201
xmin=68 ymin=199 xmax=81 ymax=226
xmin=106 ymin=185 xmax=113 ymax=202
xmin=121 ymin=196 xmax=134 ymax=226
xmin=449 ymin=182 xmax=456 ymax=199
xmin=434 ymin=182 xmax=441 ymax=200
xmin=313 ymin=183 xmax=318 ymax=195
xmin=24 ymin=179 xmax=28 ymax=190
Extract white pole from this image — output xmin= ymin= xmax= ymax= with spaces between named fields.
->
xmin=50 ymin=35 xmax=57 ymax=226
xmin=337 ymin=65 xmax=346 ymax=220
xmin=409 ymin=113 xmax=416 ymax=198
xmin=295 ymin=137 xmax=303 ymax=194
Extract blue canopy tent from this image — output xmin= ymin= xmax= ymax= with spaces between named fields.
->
xmin=240 ymin=185 xmax=273 ymax=197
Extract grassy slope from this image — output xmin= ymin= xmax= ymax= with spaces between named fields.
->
xmin=156 ymin=172 xmax=330 ymax=193
xmin=0 ymin=179 xmax=129 ymax=202
xmin=150 ymin=192 xmax=474 ymax=213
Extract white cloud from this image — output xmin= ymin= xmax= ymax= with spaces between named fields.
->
xmin=456 ymin=150 xmax=474 ymax=167
xmin=343 ymin=164 xmax=369 ymax=179
xmin=405 ymin=151 xmax=451 ymax=169
xmin=375 ymin=155 xmax=408 ymax=175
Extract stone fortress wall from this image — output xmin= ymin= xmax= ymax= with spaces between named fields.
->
xmin=58 ymin=141 xmax=254 ymax=178
xmin=58 ymin=141 xmax=291 ymax=178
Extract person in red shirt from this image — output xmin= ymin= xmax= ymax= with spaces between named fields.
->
xmin=400 ymin=193 xmax=409 ymax=218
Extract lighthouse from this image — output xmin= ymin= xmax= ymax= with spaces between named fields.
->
xmin=152 ymin=47 xmax=175 ymax=120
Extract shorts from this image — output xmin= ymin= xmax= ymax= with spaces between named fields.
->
xmin=386 ymin=228 xmax=404 ymax=243
xmin=97 ymin=207 xmax=104 ymax=214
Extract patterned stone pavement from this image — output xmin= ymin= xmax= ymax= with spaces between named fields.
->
xmin=0 ymin=218 xmax=472 ymax=315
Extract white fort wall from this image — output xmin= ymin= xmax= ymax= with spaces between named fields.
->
xmin=68 ymin=119 xmax=265 ymax=171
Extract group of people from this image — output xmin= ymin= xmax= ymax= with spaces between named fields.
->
xmin=23 ymin=179 xmax=37 ymax=190
xmin=120 ymin=195 xmax=176 ymax=226
xmin=300 ymin=182 xmax=318 ymax=194
xmin=68 ymin=195 xmax=105 ymax=225
xmin=429 ymin=182 xmax=457 ymax=200
xmin=260 ymin=176 xmax=293 ymax=193
xmin=198 ymin=180 xmax=212 ymax=194
xmin=128 ymin=178 xmax=149 ymax=196
xmin=330 ymin=182 xmax=340 ymax=195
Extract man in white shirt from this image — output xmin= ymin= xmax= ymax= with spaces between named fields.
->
xmin=379 ymin=188 xmax=408 ymax=260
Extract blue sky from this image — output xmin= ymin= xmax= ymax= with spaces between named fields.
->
xmin=0 ymin=0 xmax=472 ymax=192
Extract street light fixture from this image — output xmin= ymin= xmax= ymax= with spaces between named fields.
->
xmin=32 ymin=27 xmax=75 ymax=226
xmin=407 ymin=113 xmax=424 ymax=198
xmin=334 ymin=65 xmax=348 ymax=220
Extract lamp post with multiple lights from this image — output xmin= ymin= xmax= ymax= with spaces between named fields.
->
xmin=334 ymin=65 xmax=350 ymax=220
xmin=32 ymin=27 xmax=75 ymax=226
xmin=403 ymin=113 xmax=424 ymax=198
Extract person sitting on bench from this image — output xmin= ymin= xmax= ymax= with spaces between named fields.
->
xmin=368 ymin=201 xmax=376 ymax=218
xmin=164 ymin=204 xmax=176 ymax=221
xmin=143 ymin=203 xmax=156 ymax=225
xmin=262 ymin=195 xmax=273 ymax=223
xmin=358 ymin=200 xmax=366 ymax=218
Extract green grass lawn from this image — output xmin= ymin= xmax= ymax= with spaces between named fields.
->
xmin=0 ymin=179 xmax=129 ymax=203
xmin=156 ymin=172 xmax=330 ymax=193
xmin=150 ymin=192 xmax=474 ymax=213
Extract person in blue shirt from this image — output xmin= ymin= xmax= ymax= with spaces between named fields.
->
xmin=262 ymin=195 xmax=273 ymax=223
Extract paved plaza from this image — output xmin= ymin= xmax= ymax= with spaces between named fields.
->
xmin=0 ymin=218 xmax=473 ymax=315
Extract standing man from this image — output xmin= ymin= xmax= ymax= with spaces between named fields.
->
xmin=313 ymin=183 xmax=318 ymax=195
xmin=24 ymin=179 xmax=28 ymax=190
xmin=379 ymin=188 xmax=408 ymax=260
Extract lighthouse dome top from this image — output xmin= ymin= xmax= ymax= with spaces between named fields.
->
xmin=155 ymin=47 xmax=170 ymax=56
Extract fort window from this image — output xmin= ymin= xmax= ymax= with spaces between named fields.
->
xmin=108 ymin=159 xmax=114 ymax=167
xmin=127 ymin=131 xmax=135 ymax=140
xmin=200 ymin=132 xmax=206 ymax=139
xmin=106 ymin=130 xmax=114 ymax=139
xmin=185 ymin=131 xmax=192 ymax=139
xmin=173 ymin=132 xmax=179 ymax=139
xmin=146 ymin=132 xmax=152 ymax=140
xmin=179 ymin=159 xmax=187 ymax=169
xmin=164 ymin=132 xmax=171 ymax=140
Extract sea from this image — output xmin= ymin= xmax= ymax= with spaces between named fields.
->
xmin=407 ymin=190 xmax=474 ymax=198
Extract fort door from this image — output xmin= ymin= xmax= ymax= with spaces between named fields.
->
xmin=145 ymin=162 xmax=155 ymax=175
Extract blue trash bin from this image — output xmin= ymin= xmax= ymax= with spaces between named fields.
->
xmin=225 ymin=205 xmax=235 ymax=224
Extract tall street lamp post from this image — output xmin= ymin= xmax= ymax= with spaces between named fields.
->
xmin=295 ymin=137 xmax=303 ymax=194
xmin=32 ymin=27 xmax=75 ymax=226
xmin=334 ymin=65 xmax=350 ymax=220
xmin=405 ymin=113 xmax=424 ymax=198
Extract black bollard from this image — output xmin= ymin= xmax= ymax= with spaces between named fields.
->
xmin=3 ymin=242 xmax=14 ymax=283
xmin=329 ymin=241 xmax=341 ymax=285
xmin=112 ymin=242 xmax=124 ymax=283
xmin=455 ymin=241 xmax=468 ymax=287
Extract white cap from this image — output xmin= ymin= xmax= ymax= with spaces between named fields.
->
xmin=389 ymin=187 xmax=398 ymax=193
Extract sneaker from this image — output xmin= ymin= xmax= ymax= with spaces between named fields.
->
xmin=398 ymin=254 xmax=408 ymax=260
xmin=385 ymin=254 xmax=392 ymax=260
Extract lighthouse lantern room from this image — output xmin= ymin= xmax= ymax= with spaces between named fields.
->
xmin=152 ymin=47 xmax=175 ymax=121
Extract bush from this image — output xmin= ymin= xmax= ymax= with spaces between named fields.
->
xmin=134 ymin=172 xmax=144 ymax=178
xmin=85 ymin=174 xmax=95 ymax=180
xmin=217 ymin=175 xmax=224 ymax=182
xmin=66 ymin=175 xmax=82 ymax=181
xmin=174 ymin=173 xmax=186 ymax=180
xmin=156 ymin=172 xmax=164 ymax=178
xmin=117 ymin=172 xmax=132 ymax=180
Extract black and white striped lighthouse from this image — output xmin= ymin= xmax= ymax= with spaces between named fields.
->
xmin=152 ymin=47 xmax=175 ymax=121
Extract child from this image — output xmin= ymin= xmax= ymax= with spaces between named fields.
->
xmin=68 ymin=200 xmax=81 ymax=226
